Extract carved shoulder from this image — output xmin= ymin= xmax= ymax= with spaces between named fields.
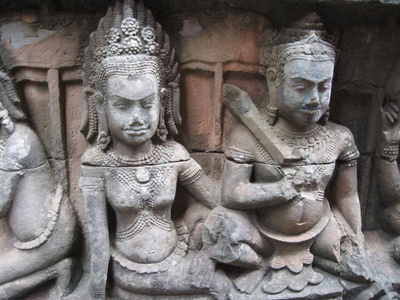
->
xmin=167 ymin=141 xmax=191 ymax=162
xmin=2 ymin=123 xmax=47 ymax=171
xmin=224 ymin=123 xmax=256 ymax=163
xmin=81 ymin=146 xmax=109 ymax=166
xmin=328 ymin=122 xmax=360 ymax=162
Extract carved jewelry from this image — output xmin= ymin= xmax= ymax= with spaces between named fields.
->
xmin=377 ymin=142 xmax=399 ymax=161
xmin=105 ymin=141 xmax=174 ymax=166
xmin=113 ymin=165 xmax=174 ymax=241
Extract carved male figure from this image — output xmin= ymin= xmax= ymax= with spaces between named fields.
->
xmin=79 ymin=1 xmax=227 ymax=299
xmin=0 ymin=60 xmax=76 ymax=299
xmin=196 ymin=12 xmax=366 ymax=296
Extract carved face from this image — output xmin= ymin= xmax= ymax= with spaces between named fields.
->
xmin=277 ymin=57 xmax=334 ymax=126
xmin=106 ymin=74 xmax=160 ymax=147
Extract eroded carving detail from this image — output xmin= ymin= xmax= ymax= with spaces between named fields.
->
xmin=0 ymin=60 xmax=77 ymax=299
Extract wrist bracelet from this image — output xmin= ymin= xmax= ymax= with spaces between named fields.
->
xmin=91 ymin=291 xmax=105 ymax=298
xmin=377 ymin=142 xmax=399 ymax=161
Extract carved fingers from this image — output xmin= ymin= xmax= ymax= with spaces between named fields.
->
xmin=279 ymin=177 xmax=298 ymax=202
xmin=381 ymin=101 xmax=400 ymax=145
xmin=383 ymin=101 xmax=399 ymax=123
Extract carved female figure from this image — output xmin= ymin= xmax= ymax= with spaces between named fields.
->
xmin=0 ymin=60 xmax=76 ymax=299
xmin=79 ymin=1 xmax=224 ymax=299
xmin=196 ymin=13 xmax=366 ymax=296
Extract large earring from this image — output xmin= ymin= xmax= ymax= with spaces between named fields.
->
xmin=156 ymin=106 xmax=168 ymax=143
xmin=266 ymin=68 xmax=279 ymax=126
xmin=266 ymin=106 xmax=278 ymax=126
xmin=94 ymin=92 xmax=111 ymax=150
xmin=97 ymin=131 xmax=111 ymax=150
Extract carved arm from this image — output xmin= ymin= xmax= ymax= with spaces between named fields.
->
xmin=0 ymin=169 xmax=21 ymax=236
xmin=376 ymin=102 xmax=400 ymax=207
xmin=376 ymin=152 xmax=400 ymax=207
xmin=221 ymin=159 xmax=296 ymax=210
xmin=179 ymin=158 xmax=219 ymax=209
xmin=79 ymin=167 xmax=109 ymax=300
xmin=329 ymin=161 xmax=362 ymax=240
xmin=0 ymin=169 xmax=21 ymax=218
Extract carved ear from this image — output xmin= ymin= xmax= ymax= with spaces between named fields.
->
xmin=80 ymin=87 xmax=95 ymax=140
xmin=266 ymin=68 xmax=278 ymax=101
xmin=266 ymin=68 xmax=277 ymax=87
xmin=80 ymin=87 xmax=107 ymax=144
xmin=164 ymin=81 xmax=181 ymax=136
xmin=160 ymin=87 xmax=167 ymax=100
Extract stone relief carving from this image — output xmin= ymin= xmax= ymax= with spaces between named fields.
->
xmin=193 ymin=12 xmax=370 ymax=298
xmin=376 ymin=101 xmax=400 ymax=258
xmin=2 ymin=1 xmax=400 ymax=298
xmin=78 ymin=0 xmax=225 ymax=299
xmin=0 ymin=60 xmax=77 ymax=299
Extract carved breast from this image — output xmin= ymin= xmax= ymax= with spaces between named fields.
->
xmin=105 ymin=165 xmax=179 ymax=263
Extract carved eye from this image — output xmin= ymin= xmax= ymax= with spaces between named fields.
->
xmin=141 ymin=101 xmax=154 ymax=109
xmin=293 ymin=84 xmax=306 ymax=91
xmin=319 ymin=84 xmax=330 ymax=92
xmin=113 ymin=103 xmax=129 ymax=110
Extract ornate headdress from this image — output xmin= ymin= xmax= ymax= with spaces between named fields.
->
xmin=264 ymin=12 xmax=338 ymax=86
xmin=82 ymin=0 xmax=181 ymax=147
xmin=0 ymin=58 xmax=26 ymax=133
xmin=263 ymin=12 xmax=339 ymax=124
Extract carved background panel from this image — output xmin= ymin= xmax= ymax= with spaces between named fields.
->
xmin=1 ymin=0 xmax=400 ymax=298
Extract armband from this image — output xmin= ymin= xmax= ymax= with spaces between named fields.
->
xmin=179 ymin=164 xmax=203 ymax=185
xmin=225 ymin=146 xmax=254 ymax=163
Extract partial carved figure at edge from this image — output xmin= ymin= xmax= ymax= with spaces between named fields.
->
xmin=376 ymin=100 xmax=400 ymax=263
xmin=0 ymin=59 xmax=77 ymax=299
xmin=194 ymin=12 xmax=370 ymax=297
xmin=79 ymin=0 xmax=228 ymax=299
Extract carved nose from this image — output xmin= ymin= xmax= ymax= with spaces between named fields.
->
xmin=308 ymin=97 xmax=319 ymax=107
xmin=128 ymin=108 xmax=144 ymax=126
xmin=307 ymin=89 xmax=320 ymax=107
xmin=128 ymin=117 xmax=142 ymax=126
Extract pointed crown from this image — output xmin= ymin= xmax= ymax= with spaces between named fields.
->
xmin=82 ymin=0 xmax=181 ymax=143
xmin=264 ymin=12 xmax=339 ymax=86
xmin=84 ymin=0 xmax=179 ymax=94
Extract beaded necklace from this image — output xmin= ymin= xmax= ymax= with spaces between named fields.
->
xmin=0 ymin=131 xmax=10 ymax=158
xmin=113 ymin=165 xmax=174 ymax=241
xmin=105 ymin=142 xmax=174 ymax=166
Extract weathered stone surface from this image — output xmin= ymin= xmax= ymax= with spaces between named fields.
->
xmin=168 ymin=9 xmax=271 ymax=64
xmin=1 ymin=0 xmax=400 ymax=299
xmin=0 ymin=60 xmax=78 ymax=299
xmin=179 ymin=70 xmax=217 ymax=151
xmin=0 ymin=33 xmax=80 ymax=69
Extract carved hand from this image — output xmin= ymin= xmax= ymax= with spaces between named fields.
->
xmin=381 ymin=101 xmax=400 ymax=145
xmin=279 ymin=176 xmax=299 ymax=203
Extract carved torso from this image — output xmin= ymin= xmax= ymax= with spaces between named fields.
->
xmin=225 ymin=121 xmax=359 ymax=235
xmin=81 ymin=140 xmax=202 ymax=264
xmin=0 ymin=123 xmax=56 ymax=241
